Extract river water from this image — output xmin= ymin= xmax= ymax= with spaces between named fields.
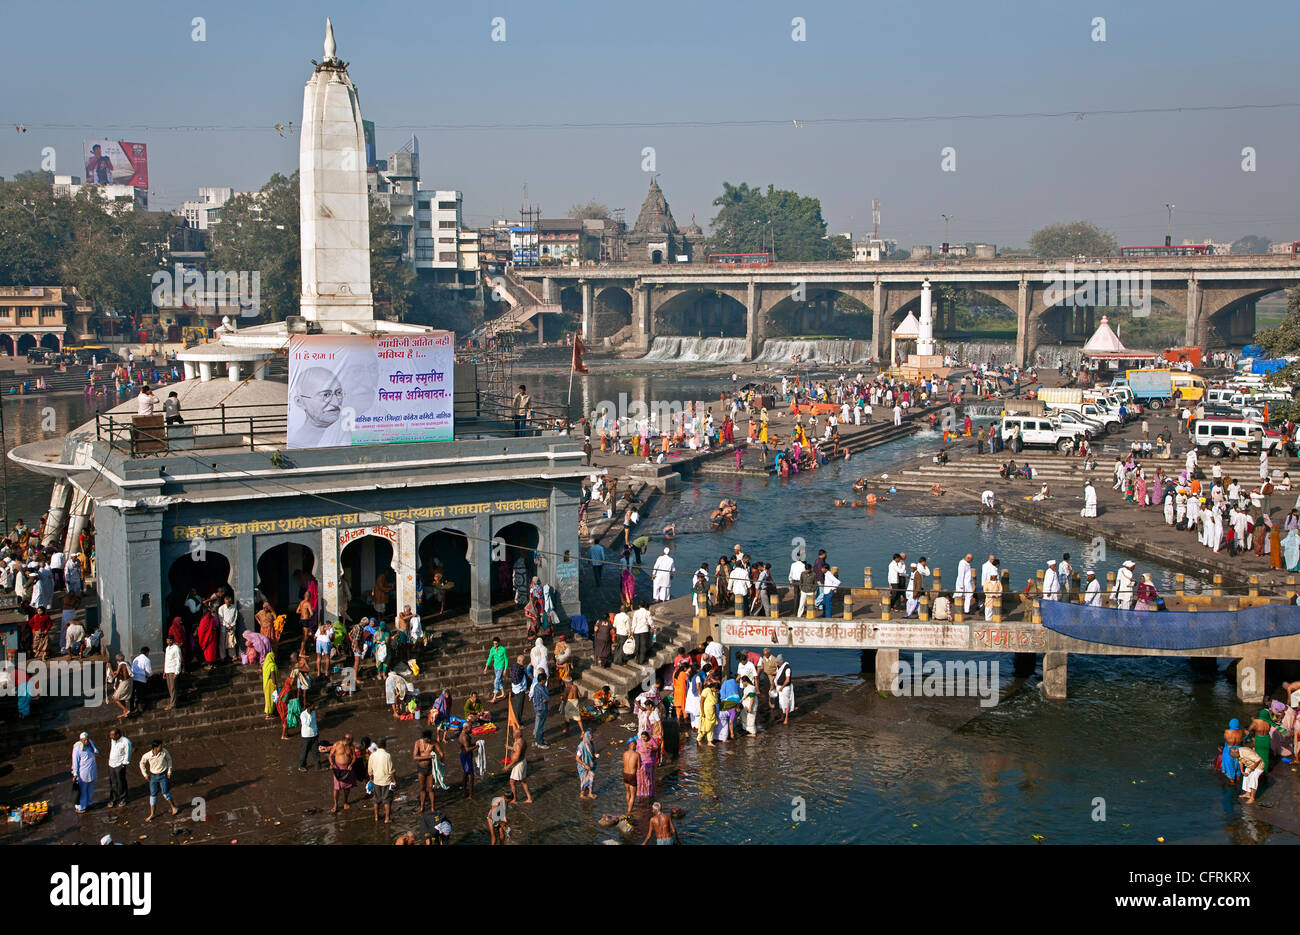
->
xmin=7 ymin=373 xmax=1288 ymax=844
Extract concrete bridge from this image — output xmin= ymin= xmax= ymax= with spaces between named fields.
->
xmin=516 ymin=255 xmax=1300 ymax=366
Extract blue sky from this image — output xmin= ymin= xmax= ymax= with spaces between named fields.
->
xmin=2 ymin=0 xmax=1297 ymax=247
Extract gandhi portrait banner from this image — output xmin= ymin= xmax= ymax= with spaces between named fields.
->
xmin=287 ymin=332 xmax=455 ymax=448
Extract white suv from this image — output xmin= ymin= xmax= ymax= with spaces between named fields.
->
xmin=1189 ymin=418 xmax=1284 ymax=457
xmin=1002 ymin=415 xmax=1078 ymax=453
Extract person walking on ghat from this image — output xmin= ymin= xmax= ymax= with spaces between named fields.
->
xmin=457 ymin=716 xmax=478 ymax=799
xmin=139 ymin=739 xmax=179 ymax=822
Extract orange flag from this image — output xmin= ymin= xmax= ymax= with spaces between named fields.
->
xmin=572 ymin=334 xmax=589 ymax=374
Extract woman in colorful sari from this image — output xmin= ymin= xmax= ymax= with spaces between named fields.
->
xmin=575 ymin=729 xmax=596 ymax=799
xmin=1270 ymin=521 xmax=1284 ymax=570
xmin=261 ymin=651 xmax=279 ymax=720
xmin=243 ymin=627 xmax=272 ymax=667
xmin=698 ymin=681 xmax=719 ymax=747
xmin=255 ymin=602 xmax=277 ymax=647
xmin=1255 ymin=514 xmax=1269 ymax=558
xmin=553 ymin=635 xmax=572 ymax=683
xmin=719 ymin=675 xmax=741 ymax=742
xmin=1151 ymin=470 xmax=1164 ymax=508
xmin=619 ymin=565 xmax=635 ymax=609
xmin=635 ymin=730 xmax=660 ymax=800
xmin=1221 ymin=718 xmax=1244 ymax=782
xmin=1134 ymin=574 xmax=1158 ymax=611
xmin=196 ymin=609 xmax=219 ymax=668
xmin=1134 ymin=470 xmax=1148 ymax=508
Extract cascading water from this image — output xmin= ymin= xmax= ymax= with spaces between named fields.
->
xmin=641 ymin=335 xmax=1086 ymax=368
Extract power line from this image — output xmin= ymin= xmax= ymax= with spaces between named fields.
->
xmin=11 ymin=100 xmax=1300 ymax=134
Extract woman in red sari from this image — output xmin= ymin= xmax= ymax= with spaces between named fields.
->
xmin=196 ymin=610 xmax=219 ymax=668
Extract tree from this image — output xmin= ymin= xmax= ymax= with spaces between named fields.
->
xmin=568 ymin=201 xmax=609 ymax=221
xmin=0 ymin=175 xmax=70 ymax=285
xmin=1231 ymin=235 xmax=1271 ymax=255
xmin=207 ymin=172 xmax=301 ymax=322
xmin=708 ymin=182 xmax=847 ymax=261
xmin=60 ymin=188 xmax=177 ymax=313
xmin=1251 ymin=286 xmax=1300 ymax=420
xmin=1027 ymin=221 xmax=1118 ymax=258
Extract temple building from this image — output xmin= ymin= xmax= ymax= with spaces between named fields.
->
xmin=625 ymin=177 xmax=699 ymax=264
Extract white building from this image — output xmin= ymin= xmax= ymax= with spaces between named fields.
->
xmin=52 ymin=174 xmax=144 ymax=210
xmin=179 ymin=187 xmax=237 ymax=230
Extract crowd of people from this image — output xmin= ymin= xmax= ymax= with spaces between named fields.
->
xmin=1217 ymin=682 xmax=1300 ymax=805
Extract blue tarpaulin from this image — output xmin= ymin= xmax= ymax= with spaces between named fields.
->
xmin=1041 ymin=600 xmax=1300 ymax=651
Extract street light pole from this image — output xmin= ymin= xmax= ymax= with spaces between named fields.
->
xmin=1164 ymin=203 xmax=1175 ymax=247
xmin=941 ymin=214 xmax=952 ymax=253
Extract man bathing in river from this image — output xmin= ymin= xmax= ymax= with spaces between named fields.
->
xmin=642 ymin=802 xmax=679 ymax=845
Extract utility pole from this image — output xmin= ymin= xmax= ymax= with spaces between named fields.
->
xmin=941 ymin=214 xmax=952 ymax=254
xmin=1164 ymin=203 xmax=1175 ymax=247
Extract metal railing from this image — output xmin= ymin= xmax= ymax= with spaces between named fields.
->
xmin=95 ymin=392 xmax=575 ymax=456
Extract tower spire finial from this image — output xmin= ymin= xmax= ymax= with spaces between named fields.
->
xmin=324 ymin=17 xmax=337 ymax=61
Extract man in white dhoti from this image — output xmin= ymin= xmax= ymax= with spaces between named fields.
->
xmin=1084 ymin=571 xmax=1102 ymax=606
xmin=1185 ymin=447 xmax=1198 ymax=478
xmin=651 ymin=548 xmax=675 ymax=603
xmin=1111 ymin=561 xmax=1135 ymax=609
xmin=1113 ymin=458 xmax=1125 ymax=491
xmin=1163 ymin=492 xmax=1175 ymax=525
xmin=1080 ymin=481 xmax=1098 ymax=518
xmin=1042 ymin=560 xmax=1060 ymax=600
xmin=955 ymin=553 xmax=975 ymax=614
xmin=980 ymin=490 xmax=996 ymax=512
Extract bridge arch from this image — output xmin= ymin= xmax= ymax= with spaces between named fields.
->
xmin=594 ymin=285 xmax=633 ymax=338
xmin=761 ymin=287 xmax=872 ymax=339
xmin=1204 ymin=287 xmax=1289 ymax=347
xmin=652 ymin=288 xmax=748 ymax=338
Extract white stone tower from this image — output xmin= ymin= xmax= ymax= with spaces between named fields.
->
xmin=917 ymin=278 xmax=935 ymax=356
xmin=299 ymin=18 xmax=373 ymax=323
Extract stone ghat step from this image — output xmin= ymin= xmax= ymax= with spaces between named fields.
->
xmin=574 ymin=629 xmax=697 ymax=698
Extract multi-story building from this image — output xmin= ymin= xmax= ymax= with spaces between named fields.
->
xmin=0 ymin=286 xmax=95 ymax=356
xmin=369 ymin=137 xmax=479 ymax=288
xmin=178 ymin=187 xmax=237 ymax=230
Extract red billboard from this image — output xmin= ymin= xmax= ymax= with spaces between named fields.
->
xmin=82 ymin=140 xmax=148 ymax=189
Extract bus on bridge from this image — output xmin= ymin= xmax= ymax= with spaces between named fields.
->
xmin=706 ymin=252 xmax=773 ymax=267
xmin=1120 ymin=244 xmax=1214 ymax=258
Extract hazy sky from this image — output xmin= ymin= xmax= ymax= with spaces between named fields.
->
xmin=3 ymin=0 xmax=1298 ymax=248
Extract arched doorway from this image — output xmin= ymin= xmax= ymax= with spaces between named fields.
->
xmin=341 ymin=534 xmax=396 ymax=621
xmin=418 ymin=529 xmax=471 ymax=619
xmin=40 ymin=333 xmax=62 ymax=351
xmin=494 ymin=521 xmax=540 ymax=602
xmin=650 ymin=249 xmax=663 ymax=264
xmin=166 ymin=550 xmax=232 ymax=639
xmin=256 ymin=542 xmax=317 ymax=642
xmin=15 ymin=334 xmax=36 ymax=355
xmin=0 ymin=335 xmax=12 ymax=356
